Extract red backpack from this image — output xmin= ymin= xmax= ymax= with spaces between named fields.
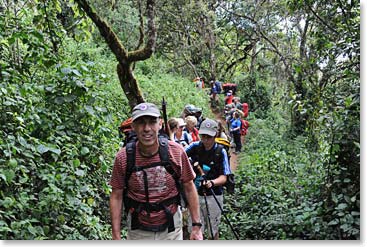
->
xmin=240 ymin=119 xmax=249 ymax=136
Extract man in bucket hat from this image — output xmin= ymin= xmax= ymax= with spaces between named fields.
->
xmin=109 ymin=102 xmax=203 ymax=240
xmin=185 ymin=118 xmax=231 ymax=240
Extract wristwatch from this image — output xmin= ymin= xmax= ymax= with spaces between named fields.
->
xmin=192 ymin=222 xmax=203 ymax=227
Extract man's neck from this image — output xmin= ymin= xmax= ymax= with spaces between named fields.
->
xmin=138 ymin=141 xmax=159 ymax=158
xmin=202 ymin=142 xmax=215 ymax=151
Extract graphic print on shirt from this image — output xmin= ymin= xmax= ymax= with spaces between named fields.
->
xmin=135 ymin=166 xmax=168 ymax=194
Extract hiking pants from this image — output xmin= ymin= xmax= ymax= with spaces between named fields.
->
xmin=232 ymin=132 xmax=242 ymax=152
xmin=126 ymin=207 xmax=183 ymax=240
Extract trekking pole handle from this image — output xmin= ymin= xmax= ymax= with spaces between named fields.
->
xmin=193 ymin=162 xmax=205 ymax=177
xmin=193 ymin=162 xmax=215 ymax=190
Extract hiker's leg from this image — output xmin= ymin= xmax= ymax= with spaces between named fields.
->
xmin=207 ymin=195 xmax=223 ymax=240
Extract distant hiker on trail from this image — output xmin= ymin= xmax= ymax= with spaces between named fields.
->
xmin=109 ymin=102 xmax=203 ymax=240
xmin=224 ymin=103 xmax=234 ymax=119
xmin=233 ymin=97 xmax=243 ymax=112
xmin=216 ymin=120 xmax=230 ymax=142
xmin=185 ymin=119 xmax=231 ymax=240
xmin=229 ymin=112 xmax=242 ymax=154
xmin=224 ymin=90 xmax=234 ymax=105
xmin=168 ymin=117 xmax=179 ymax=141
xmin=193 ymin=77 xmax=205 ymax=90
xmin=181 ymin=104 xmax=205 ymax=129
xmin=242 ymin=102 xmax=249 ymax=118
xmin=185 ymin=116 xmax=200 ymax=143
xmin=194 ymin=108 xmax=205 ymax=129
xmin=209 ymin=80 xmax=221 ymax=107
xmin=174 ymin=118 xmax=192 ymax=147
xmin=224 ymin=103 xmax=236 ymax=136
xmin=222 ymin=83 xmax=237 ymax=95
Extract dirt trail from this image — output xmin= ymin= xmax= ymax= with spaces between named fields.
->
xmin=211 ymin=108 xmax=239 ymax=172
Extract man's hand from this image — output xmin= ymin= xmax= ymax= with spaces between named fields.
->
xmin=190 ymin=226 xmax=203 ymax=240
xmin=203 ymin=180 xmax=214 ymax=189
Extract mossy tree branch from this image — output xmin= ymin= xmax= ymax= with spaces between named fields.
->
xmin=75 ymin=0 xmax=157 ymax=109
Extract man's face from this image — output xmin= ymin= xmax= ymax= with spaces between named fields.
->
xmin=132 ymin=116 xmax=162 ymax=147
xmin=200 ymin=134 xmax=216 ymax=150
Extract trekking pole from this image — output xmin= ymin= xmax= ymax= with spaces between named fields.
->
xmin=161 ymin=97 xmax=169 ymax=137
xmin=193 ymin=162 xmax=215 ymax=240
xmin=202 ymin=186 xmax=215 ymax=240
xmin=209 ymin=187 xmax=240 ymax=240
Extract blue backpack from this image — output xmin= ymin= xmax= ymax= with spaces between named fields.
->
xmin=215 ymin=81 xmax=222 ymax=94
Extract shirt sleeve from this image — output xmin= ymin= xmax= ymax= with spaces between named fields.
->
xmin=221 ymin=148 xmax=232 ymax=175
xmin=180 ymin=148 xmax=196 ymax=183
xmin=184 ymin=141 xmax=200 ymax=162
xmin=109 ymin=148 xmax=127 ymax=189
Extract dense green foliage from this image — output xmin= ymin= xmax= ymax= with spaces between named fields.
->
xmin=219 ymin=107 xmax=359 ymax=239
xmin=0 ymin=0 xmax=359 ymax=240
xmin=0 ymin=35 xmax=209 ymax=239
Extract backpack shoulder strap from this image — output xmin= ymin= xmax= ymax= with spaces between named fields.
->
xmin=158 ymin=136 xmax=169 ymax=163
xmin=184 ymin=132 xmax=189 ymax=145
xmin=158 ymin=137 xmax=179 ymax=179
xmin=214 ymin=144 xmax=224 ymax=164
xmin=158 ymin=137 xmax=185 ymax=205
xmin=125 ymin=140 xmax=137 ymax=188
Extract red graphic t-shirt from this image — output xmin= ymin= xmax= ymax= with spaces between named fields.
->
xmin=109 ymin=140 xmax=195 ymax=228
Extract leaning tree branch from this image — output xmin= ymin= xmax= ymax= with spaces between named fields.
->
xmin=75 ymin=0 xmax=128 ymax=64
xmin=128 ymin=0 xmax=156 ymax=62
xmin=306 ymin=2 xmax=339 ymax=34
xmin=75 ymin=0 xmax=157 ymax=108
xmin=135 ymin=0 xmax=145 ymax=51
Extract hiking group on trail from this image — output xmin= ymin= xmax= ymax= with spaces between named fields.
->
xmin=109 ymin=79 xmax=249 ymax=240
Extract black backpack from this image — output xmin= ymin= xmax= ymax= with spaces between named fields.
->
xmin=195 ymin=143 xmax=235 ymax=194
xmin=124 ymin=136 xmax=187 ymax=232
xmin=225 ymin=173 xmax=235 ymax=194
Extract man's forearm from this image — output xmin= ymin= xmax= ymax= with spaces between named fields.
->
xmin=212 ymin=175 xmax=227 ymax=187
xmin=110 ymin=189 xmax=123 ymax=240
xmin=183 ymin=181 xmax=201 ymax=223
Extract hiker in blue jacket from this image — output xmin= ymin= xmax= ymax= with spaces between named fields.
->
xmin=185 ymin=118 xmax=231 ymax=239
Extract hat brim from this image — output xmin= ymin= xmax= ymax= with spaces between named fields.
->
xmin=198 ymin=128 xmax=216 ymax=137
xmin=132 ymin=112 xmax=160 ymax=122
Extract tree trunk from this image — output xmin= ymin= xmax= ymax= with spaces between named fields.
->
xmin=291 ymin=17 xmax=310 ymax=135
xmin=117 ymin=63 xmax=145 ymax=109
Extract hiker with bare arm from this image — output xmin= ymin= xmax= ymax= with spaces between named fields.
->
xmin=109 ymin=102 xmax=203 ymax=240
xmin=185 ymin=119 xmax=231 ymax=240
